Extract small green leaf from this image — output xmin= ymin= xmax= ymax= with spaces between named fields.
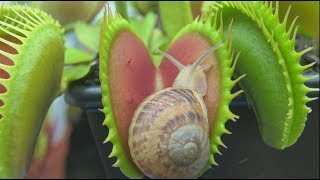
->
xmin=129 ymin=13 xmax=169 ymax=67
xmin=130 ymin=12 xmax=157 ymax=47
xmin=65 ymin=47 xmax=94 ymax=65
xmin=59 ymin=64 xmax=92 ymax=95
xmin=131 ymin=1 xmax=158 ymax=15
xmin=150 ymin=28 xmax=169 ymax=51
xmin=115 ymin=1 xmax=128 ymax=20
xmin=62 ymin=65 xmax=91 ymax=83
xmin=63 ymin=21 xmax=79 ymax=32
xmin=74 ymin=21 xmax=100 ymax=53
xmin=33 ymin=124 xmax=48 ymax=161
xmin=150 ymin=29 xmax=169 ymax=67
xmin=159 ymin=1 xmax=193 ymax=39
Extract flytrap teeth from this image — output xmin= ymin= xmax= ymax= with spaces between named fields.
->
xmin=223 ymin=128 xmax=232 ymax=135
xmin=305 ymin=75 xmax=318 ymax=82
xmin=219 ymin=141 xmax=227 ymax=149
xmin=104 ymin=130 xmax=115 ymax=143
xmin=307 ymin=87 xmax=320 ymax=92
xmin=212 ymin=145 xmax=222 ymax=155
xmin=287 ymin=16 xmax=299 ymax=35
xmin=298 ymin=47 xmax=313 ymax=57
xmin=282 ymin=5 xmax=291 ymax=27
xmin=302 ymin=62 xmax=316 ymax=70
xmin=232 ymin=75 xmax=246 ymax=85
xmin=112 ymin=159 xmax=120 ymax=167
xmin=305 ymin=97 xmax=318 ymax=103
xmin=108 ymin=145 xmax=118 ymax=158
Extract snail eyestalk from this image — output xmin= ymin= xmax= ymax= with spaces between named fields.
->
xmin=190 ymin=41 xmax=223 ymax=72
xmin=170 ymin=43 xmax=223 ymax=97
xmin=154 ymin=48 xmax=185 ymax=70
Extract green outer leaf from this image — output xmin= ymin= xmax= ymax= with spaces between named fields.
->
xmin=129 ymin=12 xmax=157 ymax=47
xmin=33 ymin=123 xmax=48 ymax=161
xmin=0 ymin=5 xmax=64 ymax=178
xmin=170 ymin=17 xmax=243 ymax=175
xmin=206 ymin=1 xmax=317 ymax=149
xmin=74 ymin=21 xmax=100 ymax=53
xmin=62 ymin=65 xmax=91 ymax=82
xmin=115 ymin=1 xmax=128 ymax=20
xmin=131 ymin=1 xmax=158 ymax=15
xmin=129 ymin=12 xmax=169 ymax=68
xmin=99 ymin=12 xmax=143 ymax=178
xmin=59 ymin=64 xmax=92 ymax=95
xmin=30 ymin=1 xmax=105 ymax=26
xmin=150 ymin=28 xmax=169 ymax=68
xmin=159 ymin=1 xmax=193 ymax=39
xmin=64 ymin=47 xmax=94 ymax=65
xmin=149 ymin=28 xmax=169 ymax=52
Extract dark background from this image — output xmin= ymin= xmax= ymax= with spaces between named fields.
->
xmin=65 ymin=98 xmax=319 ymax=179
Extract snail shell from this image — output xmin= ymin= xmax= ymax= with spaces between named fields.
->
xmin=128 ymin=87 xmax=210 ymax=179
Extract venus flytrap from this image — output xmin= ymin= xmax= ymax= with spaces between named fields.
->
xmin=99 ymin=5 xmax=243 ymax=178
xmin=0 ymin=4 xmax=100 ymax=178
xmin=98 ymin=1 xmax=318 ymax=178
xmin=203 ymin=1 xmax=319 ymax=149
xmin=0 ymin=5 xmax=64 ymax=178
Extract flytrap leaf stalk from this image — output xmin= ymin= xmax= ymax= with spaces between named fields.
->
xmin=0 ymin=5 xmax=64 ymax=178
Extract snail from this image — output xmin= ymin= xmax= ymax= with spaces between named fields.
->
xmin=128 ymin=42 xmax=223 ymax=179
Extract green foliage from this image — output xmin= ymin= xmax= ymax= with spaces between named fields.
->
xmin=159 ymin=1 xmax=193 ymax=39
xmin=74 ymin=21 xmax=100 ymax=53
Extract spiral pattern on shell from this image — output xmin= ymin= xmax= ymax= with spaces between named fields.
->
xmin=128 ymin=88 xmax=210 ymax=179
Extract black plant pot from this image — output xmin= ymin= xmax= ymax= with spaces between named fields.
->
xmin=64 ymin=71 xmax=319 ymax=178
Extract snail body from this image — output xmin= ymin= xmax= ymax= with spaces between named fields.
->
xmin=128 ymin=43 xmax=223 ymax=178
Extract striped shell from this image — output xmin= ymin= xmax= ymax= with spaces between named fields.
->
xmin=128 ymin=87 xmax=210 ymax=179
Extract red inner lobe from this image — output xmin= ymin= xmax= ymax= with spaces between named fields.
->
xmin=108 ymin=30 xmax=156 ymax=159
xmin=159 ymin=32 xmax=221 ymax=133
